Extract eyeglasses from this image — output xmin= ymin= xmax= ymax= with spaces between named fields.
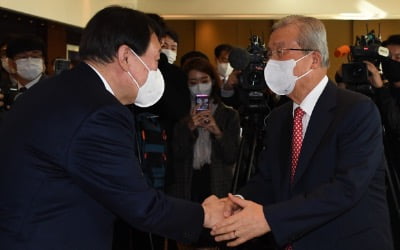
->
xmin=266 ymin=48 xmax=314 ymax=59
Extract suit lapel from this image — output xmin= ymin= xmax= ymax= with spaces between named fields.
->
xmin=273 ymin=103 xmax=294 ymax=200
xmin=292 ymin=81 xmax=337 ymax=186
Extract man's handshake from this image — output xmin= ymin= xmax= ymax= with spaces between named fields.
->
xmin=202 ymin=193 xmax=271 ymax=247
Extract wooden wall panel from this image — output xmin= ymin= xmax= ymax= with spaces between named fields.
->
xmin=195 ymin=20 xmax=238 ymax=65
xmin=236 ymin=20 xmax=273 ymax=49
xmin=165 ymin=20 xmax=195 ymax=66
xmin=46 ymin=22 xmax=67 ymax=75
xmin=353 ymin=20 xmax=400 ymax=42
xmin=165 ymin=19 xmax=400 ymax=80
xmin=323 ymin=20 xmax=354 ymax=80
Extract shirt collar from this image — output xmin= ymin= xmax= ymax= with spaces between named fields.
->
xmin=86 ymin=62 xmax=115 ymax=96
xmin=18 ymin=73 xmax=43 ymax=89
xmin=293 ymin=75 xmax=328 ymax=116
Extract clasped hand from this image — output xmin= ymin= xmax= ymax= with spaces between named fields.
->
xmin=204 ymin=193 xmax=271 ymax=247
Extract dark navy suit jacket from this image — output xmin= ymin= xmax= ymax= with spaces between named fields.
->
xmin=240 ymin=81 xmax=393 ymax=250
xmin=0 ymin=63 xmax=204 ymax=250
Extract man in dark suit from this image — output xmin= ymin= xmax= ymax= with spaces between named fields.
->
xmin=0 ymin=6 xmax=224 ymax=250
xmin=5 ymin=34 xmax=47 ymax=91
xmin=211 ymin=15 xmax=394 ymax=250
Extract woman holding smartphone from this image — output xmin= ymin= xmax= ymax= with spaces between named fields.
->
xmin=167 ymin=57 xmax=241 ymax=249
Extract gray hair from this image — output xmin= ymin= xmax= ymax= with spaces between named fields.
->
xmin=272 ymin=15 xmax=330 ymax=68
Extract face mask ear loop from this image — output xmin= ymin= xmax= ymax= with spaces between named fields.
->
xmin=295 ymin=52 xmax=312 ymax=63
xmin=297 ymin=68 xmax=313 ymax=80
xmin=130 ymin=49 xmax=150 ymax=72
xmin=127 ymin=70 xmax=140 ymax=89
xmin=295 ymin=52 xmax=313 ymax=80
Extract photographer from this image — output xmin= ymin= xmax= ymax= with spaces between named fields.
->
xmin=335 ymin=34 xmax=400 ymax=172
xmin=351 ymin=34 xmax=400 ymax=249
xmin=363 ymin=35 xmax=400 ymax=171
xmin=214 ymin=44 xmax=242 ymax=110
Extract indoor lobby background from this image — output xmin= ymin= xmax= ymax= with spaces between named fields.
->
xmin=1 ymin=0 xmax=400 ymax=80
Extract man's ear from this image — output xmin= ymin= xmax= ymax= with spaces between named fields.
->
xmin=311 ymin=51 xmax=322 ymax=69
xmin=117 ymin=45 xmax=132 ymax=72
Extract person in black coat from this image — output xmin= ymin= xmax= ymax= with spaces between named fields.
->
xmin=0 ymin=6 xmax=225 ymax=250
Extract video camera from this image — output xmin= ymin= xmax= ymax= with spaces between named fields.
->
xmin=335 ymin=29 xmax=389 ymax=85
xmin=229 ymin=35 xmax=270 ymax=194
xmin=229 ymin=34 xmax=268 ymax=91
xmin=228 ymin=34 xmax=270 ymax=116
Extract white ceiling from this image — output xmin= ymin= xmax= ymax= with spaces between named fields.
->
xmin=1 ymin=0 xmax=400 ymax=27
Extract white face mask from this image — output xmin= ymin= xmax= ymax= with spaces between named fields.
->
xmin=264 ymin=53 xmax=312 ymax=95
xmin=1 ymin=57 xmax=11 ymax=73
xmin=127 ymin=49 xmax=165 ymax=107
xmin=161 ymin=49 xmax=177 ymax=64
xmin=189 ymin=82 xmax=212 ymax=97
xmin=15 ymin=57 xmax=44 ymax=81
xmin=217 ymin=62 xmax=233 ymax=77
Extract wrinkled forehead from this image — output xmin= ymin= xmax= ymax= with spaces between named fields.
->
xmin=268 ymin=25 xmax=300 ymax=49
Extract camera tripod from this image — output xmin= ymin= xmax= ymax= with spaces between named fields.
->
xmin=231 ymin=112 xmax=268 ymax=193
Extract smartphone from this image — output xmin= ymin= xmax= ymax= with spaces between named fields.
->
xmin=195 ymin=94 xmax=209 ymax=112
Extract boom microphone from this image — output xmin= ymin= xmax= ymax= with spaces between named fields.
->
xmin=229 ymin=47 xmax=250 ymax=70
xmin=334 ymin=45 xmax=351 ymax=57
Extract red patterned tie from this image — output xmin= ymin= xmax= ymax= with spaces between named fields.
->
xmin=286 ymin=107 xmax=305 ymax=250
xmin=290 ymin=107 xmax=305 ymax=184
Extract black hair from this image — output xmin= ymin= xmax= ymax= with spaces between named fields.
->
xmin=6 ymin=34 xmax=45 ymax=59
xmin=382 ymin=35 xmax=400 ymax=47
xmin=0 ymin=34 xmax=17 ymax=50
xmin=79 ymin=6 xmax=161 ymax=63
xmin=0 ymin=34 xmax=17 ymax=57
xmin=165 ymin=28 xmax=179 ymax=44
xmin=180 ymin=50 xmax=209 ymax=67
xmin=146 ymin=14 xmax=179 ymax=43
xmin=214 ymin=44 xmax=233 ymax=58
xmin=146 ymin=13 xmax=167 ymax=38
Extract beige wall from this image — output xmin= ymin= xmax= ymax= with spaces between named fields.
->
xmin=323 ymin=20 xmax=354 ymax=80
xmin=3 ymin=0 xmax=400 ymax=28
xmin=166 ymin=19 xmax=400 ymax=81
